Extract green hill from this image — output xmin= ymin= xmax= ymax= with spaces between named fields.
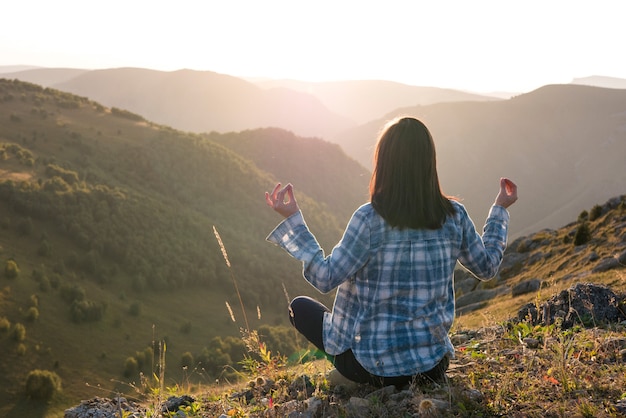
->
xmin=0 ymin=79 xmax=367 ymax=416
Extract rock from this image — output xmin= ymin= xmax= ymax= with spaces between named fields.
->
xmin=517 ymin=283 xmax=626 ymax=328
xmin=64 ymin=397 xmax=145 ymax=418
xmin=592 ymin=257 xmax=620 ymax=273
xmin=304 ymin=396 xmax=322 ymax=415
xmin=511 ymin=279 xmax=541 ymax=297
xmin=161 ymin=395 xmax=194 ymax=414
xmin=456 ymin=289 xmax=499 ymax=309
xmin=450 ymin=333 xmax=470 ymax=345
xmin=523 ymin=337 xmax=540 ymax=349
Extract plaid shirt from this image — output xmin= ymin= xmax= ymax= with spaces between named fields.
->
xmin=267 ymin=200 xmax=509 ymax=377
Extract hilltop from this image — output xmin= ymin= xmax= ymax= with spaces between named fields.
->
xmin=64 ymin=195 xmax=626 ymax=417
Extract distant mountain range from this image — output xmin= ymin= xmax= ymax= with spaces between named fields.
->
xmin=1 ymin=66 xmax=625 ymax=238
xmin=0 ymin=66 xmax=501 ymax=138
xmin=333 ymin=84 xmax=626 ymax=237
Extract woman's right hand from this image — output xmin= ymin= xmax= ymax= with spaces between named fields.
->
xmin=265 ymin=183 xmax=300 ymax=218
xmin=494 ymin=178 xmax=518 ymax=209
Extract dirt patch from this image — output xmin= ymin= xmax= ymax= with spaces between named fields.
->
xmin=0 ymin=169 xmax=32 ymax=181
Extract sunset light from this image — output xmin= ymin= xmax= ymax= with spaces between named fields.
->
xmin=2 ymin=0 xmax=626 ymax=92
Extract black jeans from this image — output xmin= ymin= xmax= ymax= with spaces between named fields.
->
xmin=288 ymin=296 xmax=449 ymax=387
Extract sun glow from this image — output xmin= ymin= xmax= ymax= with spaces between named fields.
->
xmin=1 ymin=0 xmax=626 ymax=92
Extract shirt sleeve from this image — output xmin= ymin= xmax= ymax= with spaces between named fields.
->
xmin=457 ymin=204 xmax=509 ymax=279
xmin=266 ymin=208 xmax=371 ymax=293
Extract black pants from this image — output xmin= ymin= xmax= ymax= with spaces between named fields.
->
xmin=288 ymin=296 xmax=449 ymax=387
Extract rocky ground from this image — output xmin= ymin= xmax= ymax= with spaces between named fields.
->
xmin=65 ymin=282 xmax=626 ymax=418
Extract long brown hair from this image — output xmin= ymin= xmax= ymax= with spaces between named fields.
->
xmin=369 ymin=117 xmax=455 ymax=229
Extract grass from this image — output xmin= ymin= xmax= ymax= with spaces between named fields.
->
xmin=104 ymin=217 xmax=625 ymax=417
xmin=100 ymin=308 xmax=624 ymax=417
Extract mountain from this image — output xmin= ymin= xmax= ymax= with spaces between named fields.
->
xmin=0 ymin=65 xmax=41 ymax=74
xmin=4 ymin=67 xmax=356 ymax=139
xmin=331 ymin=84 xmax=626 ymax=238
xmin=5 ymin=67 xmax=505 ymax=142
xmin=0 ymin=67 xmax=89 ymax=86
xmin=571 ymin=75 xmax=626 ymax=89
xmin=250 ymin=78 xmax=501 ymax=124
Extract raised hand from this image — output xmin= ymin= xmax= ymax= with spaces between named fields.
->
xmin=265 ymin=183 xmax=300 ymax=218
xmin=494 ymin=178 xmax=518 ymax=209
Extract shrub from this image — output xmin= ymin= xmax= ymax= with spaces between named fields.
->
xmin=17 ymin=343 xmax=27 ymax=356
xmin=26 ymin=306 xmax=39 ymax=322
xmin=60 ymin=283 xmax=85 ymax=304
xmin=589 ymin=204 xmax=603 ymax=221
xmin=12 ymin=323 xmax=26 ymax=342
xmin=70 ymin=299 xmax=106 ymax=323
xmin=574 ymin=222 xmax=591 ymax=246
xmin=5 ymin=259 xmax=20 ymax=279
xmin=123 ymin=357 xmax=138 ymax=378
xmin=181 ymin=351 xmax=194 ymax=368
xmin=37 ymin=239 xmax=51 ymax=257
xmin=25 ymin=369 xmax=62 ymax=400
xmin=0 ymin=316 xmax=11 ymax=333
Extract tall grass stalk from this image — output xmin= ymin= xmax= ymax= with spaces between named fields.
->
xmin=213 ymin=225 xmax=249 ymax=332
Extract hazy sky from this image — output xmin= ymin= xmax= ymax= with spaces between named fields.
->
xmin=2 ymin=0 xmax=625 ymax=93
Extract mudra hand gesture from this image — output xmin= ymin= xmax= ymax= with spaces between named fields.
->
xmin=266 ymin=183 xmax=300 ymax=218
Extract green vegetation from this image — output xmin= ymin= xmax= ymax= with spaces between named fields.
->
xmin=0 ymin=78 xmax=347 ymax=416
xmin=25 ymin=369 xmax=62 ymax=400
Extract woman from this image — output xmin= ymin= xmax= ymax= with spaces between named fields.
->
xmin=265 ymin=117 xmax=517 ymax=387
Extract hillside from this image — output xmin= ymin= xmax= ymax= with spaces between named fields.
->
xmin=3 ymin=67 xmax=355 ymax=139
xmin=206 ymin=128 xmax=370 ymax=227
xmin=4 ymin=67 xmax=505 ymax=141
xmin=0 ymin=79 xmax=368 ymax=416
xmin=332 ymin=84 xmax=626 ymax=238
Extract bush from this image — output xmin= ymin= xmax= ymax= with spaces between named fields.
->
xmin=60 ymin=283 xmax=85 ymax=304
xmin=181 ymin=351 xmax=194 ymax=368
xmin=589 ymin=204 xmax=603 ymax=221
xmin=5 ymin=259 xmax=20 ymax=279
xmin=12 ymin=323 xmax=26 ymax=342
xmin=26 ymin=306 xmax=39 ymax=322
xmin=574 ymin=222 xmax=591 ymax=246
xmin=25 ymin=369 xmax=62 ymax=400
xmin=70 ymin=299 xmax=106 ymax=323
xmin=123 ymin=357 xmax=138 ymax=378
xmin=0 ymin=316 xmax=11 ymax=333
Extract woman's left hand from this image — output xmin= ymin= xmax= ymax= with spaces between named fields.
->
xmin=265 ymin=183 xmax=300 ymax=218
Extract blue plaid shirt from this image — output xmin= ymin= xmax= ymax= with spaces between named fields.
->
xmin=267 ymin=200 xmax=509 ymax=377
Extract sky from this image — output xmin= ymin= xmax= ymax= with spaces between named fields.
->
xmin=2 ymin=0 xmax=625 ymax=93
